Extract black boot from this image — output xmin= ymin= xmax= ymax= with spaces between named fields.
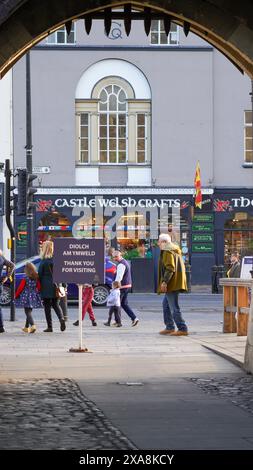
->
xmin=60 ymin=319 xmax=66 ymax=331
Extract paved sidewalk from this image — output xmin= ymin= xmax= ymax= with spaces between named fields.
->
xmin=0 ymin=293 xmax=247 ymax=380
xmin=192 ymin=333 xmax=247 ymax=368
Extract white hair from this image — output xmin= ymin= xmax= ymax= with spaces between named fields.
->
xmin=158 ymin=233 xmax=171 ymax=243
xmin=113 ymin=250 xmax=122 ymax=257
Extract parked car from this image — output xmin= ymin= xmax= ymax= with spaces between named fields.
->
xmin=0 ymin=255 xmax=116 ymax=307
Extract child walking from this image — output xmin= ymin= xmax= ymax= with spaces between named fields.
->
xmin=15 ymin=262 xmax=42 ymax=333
xmin=73 ymin=283 xmax=97 ymax=326
xmin=104 ymin=281 xmax=122 ymax=327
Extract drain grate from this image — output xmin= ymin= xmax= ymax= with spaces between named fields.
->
xmin=117 ymin=382 xmax=144 ymax=386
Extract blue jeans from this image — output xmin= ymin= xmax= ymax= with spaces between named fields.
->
xmin=162 ymin=291 xmax=187 ymax=332
xmin=120 ymin=289 xmax=136 ymax=322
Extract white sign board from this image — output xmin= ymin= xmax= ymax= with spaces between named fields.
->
xmin=240 ymin=256 xmax=253 ymax=279
xmin=32 ymin=166 xmax=51 ymax=174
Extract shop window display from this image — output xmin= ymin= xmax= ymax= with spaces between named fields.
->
xmin=121 ymin=240 xmax=152 ymax=260
xmin=224 ymin=212 xmax=253 ymax=267
xmin=37 ymin=211 xmax=72 ymax=247
xmin=36 ymin=206 xmax=190 ymax=264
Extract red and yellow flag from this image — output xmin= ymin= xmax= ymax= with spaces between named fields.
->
xmin=194 ymin=161 xmax=202 ymax=209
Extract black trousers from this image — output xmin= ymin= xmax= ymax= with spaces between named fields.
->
xmin=108 ymin=306 xmax=121 ymax=325
xmin=43 ymin=298 xmax=63 ymax=328
xmin=24 ymin=307 xmax=34 ymax=327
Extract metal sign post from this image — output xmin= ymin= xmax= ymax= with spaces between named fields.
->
xmin=69 ymin=284 xmax=88 ymax=353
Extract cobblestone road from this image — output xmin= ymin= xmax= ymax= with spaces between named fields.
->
xmin=0 ymin=379 xmax=136 ymax=450
xmin=189 ymin=375 xmax=253 ymax=416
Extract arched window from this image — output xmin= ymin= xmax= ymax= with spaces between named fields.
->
xmin=99 ymin=84 xmax=127 ymax=164
xmin=75 ymin=60 xmax=151 ymax=169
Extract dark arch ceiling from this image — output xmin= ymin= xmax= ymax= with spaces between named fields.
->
xmin=0 ymin=0 xmax=253 ymax=78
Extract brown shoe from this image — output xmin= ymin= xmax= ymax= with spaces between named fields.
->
xmin=169 ymin=330 xmax=188 ymax=336
xmin=159 ymin=329 xmax=175 ymax=335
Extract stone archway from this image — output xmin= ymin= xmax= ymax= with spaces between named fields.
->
xmin=0 ymin=1 xmax=253 ymax=78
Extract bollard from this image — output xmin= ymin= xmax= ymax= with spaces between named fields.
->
xmin=211 ymin=265 xmax=218 ymax=293
xmin=217 ymin=265 xmax=225 ymax=293
xmin=185 ymin=264 xmax=191 ymax=293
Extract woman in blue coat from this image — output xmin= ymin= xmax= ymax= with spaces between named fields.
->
xmin=38 ymin=240 xmax=66 ymax=333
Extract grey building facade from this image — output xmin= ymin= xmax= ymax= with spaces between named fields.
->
xmin=12 ymin=19 xmax=253 ymax=286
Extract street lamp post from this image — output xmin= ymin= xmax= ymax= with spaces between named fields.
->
xmin=26 ymin=51 xmax=36 ymax=258
xmin=4 ymin=159 xmax=16 ymax=320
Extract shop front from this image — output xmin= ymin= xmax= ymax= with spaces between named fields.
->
xmin=214 ymin=188 xmax=253 ymax=272
xmin=15 ymin=187 xmax=214 ymax=288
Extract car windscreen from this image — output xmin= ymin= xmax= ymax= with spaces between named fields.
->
xmin=15 ymin=256 xmax=40 ymax=272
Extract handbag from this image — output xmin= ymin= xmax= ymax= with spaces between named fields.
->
xmin=55 ymin=285 xmax=66 ymax=298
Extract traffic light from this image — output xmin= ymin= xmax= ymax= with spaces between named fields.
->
xmin=9 ymin=183 xmax=16 ymax=212
xmin=17 ymin=169 xmax=37 ymax=216
xmin=17 ymin=168 xmax=27 ymax=216
xmin=27 ymin=172 xmax=37 ymax=213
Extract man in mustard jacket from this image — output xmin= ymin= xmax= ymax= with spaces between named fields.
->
xmin=157 ymin=233 xmax=188 ymax=336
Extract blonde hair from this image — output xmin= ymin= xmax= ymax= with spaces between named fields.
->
xmin=40 ymin=240 xmax=54 ymax=259
xmin=112 ymin=280 xmax=121 ymax=289
xmin=25 ymin=262 xmax=39 ymax=280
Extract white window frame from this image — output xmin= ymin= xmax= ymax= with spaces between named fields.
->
xmin=136 ymin=113 xmax=148 ymax=164
xmin=244 ymin=110 xmax=253 ymax=163
xmin=46 ymin=23 xmax=76 ymax=45
xmin=78 ymin=113 xmax=90 ymax=163
xmin=150 ymin=20 xmax=179 ymax=45
xmin=98 ymin=85 xmax=128 ymax=165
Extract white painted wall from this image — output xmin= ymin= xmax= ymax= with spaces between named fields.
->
xmin=75 ymin=58 xmax=151 ymax=99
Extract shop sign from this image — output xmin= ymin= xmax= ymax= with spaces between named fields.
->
xmin=34 ymin=193 xmax=193 ymax=242
xmin=53 ymin=238 xmax=105 ymax=284
xmin=193 ymin=214 xmax=213 ymax=223
xmin=192 ymin=223 xmax=214 ymax=232
xmin=214 ymin=196 xmax=253 ymax=212
xmin=192 ymin=243 xmax=214 ymax=253
xmin=192 ymin=234 xmax=214 ymax=242
xmin=53 ymin=196 xmax=182 ymax=209
xmin=35 ymin=195 xmax=190 ymax=212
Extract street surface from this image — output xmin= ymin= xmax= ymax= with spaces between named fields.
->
xmin=0 ymin=293 xmax=253 ymax=450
